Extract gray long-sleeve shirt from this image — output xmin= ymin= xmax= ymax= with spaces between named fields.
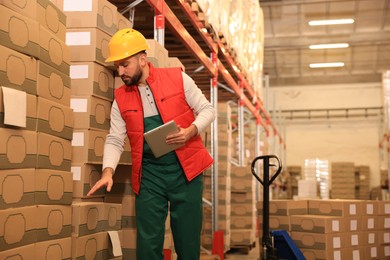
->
xmin=102 ymin=71 xmax=216 ymax=171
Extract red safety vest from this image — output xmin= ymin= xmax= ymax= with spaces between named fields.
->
xmin=115 ymin=63 xmax=213 ymax=194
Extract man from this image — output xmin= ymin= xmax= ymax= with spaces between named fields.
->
xmin=87 ymin=28 xmax=215 ymax=260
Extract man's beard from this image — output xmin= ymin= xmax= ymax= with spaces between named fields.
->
xmin=122 ymin=67 xmax=143 ymax=86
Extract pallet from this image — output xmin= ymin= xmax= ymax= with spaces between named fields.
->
xmin=228 ymin=241 xmax=256 ymax=255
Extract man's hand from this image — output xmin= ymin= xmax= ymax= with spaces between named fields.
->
xmin=87 ymin=167 xmax=114 ymax=196
xmin=166 ymin=124 xmax=198 ymax=145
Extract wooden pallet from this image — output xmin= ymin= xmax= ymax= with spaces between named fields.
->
xmin=228 ymin=240 xmax=256 ymax=255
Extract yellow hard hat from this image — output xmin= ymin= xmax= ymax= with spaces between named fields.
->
xmin=105 ymin=28 xmax=150 ymax=62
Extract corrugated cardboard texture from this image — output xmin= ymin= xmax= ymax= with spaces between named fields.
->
xmin=35 ymin=169 xmax=73 ymax=205
xmin=71 ymin=164 xmax=106 ymax=198
xmin=71 ymin=231 xmax=109 ymax=260
xmin=65 ymin=28 xmax=113 ymax=69
xmin=36 ymin=132 xmax=72 ymax=171
xmin=0 ymin=169 xmax=35 ymax=209
xmin=105 ymin=203 xmax=121 ymax=231
xmin=0 ymin=243 xmax=34 ymax=259
xmin=105 ymin=195 xmax=136 ymax=229
xmin=0 ymin=206 xmax=36 ymax=251
xmin=57 ymin=0 xmax=118 ymax=35
xmin=308 ymin=199 xmax=363 ymax=217
xmin=36 ymin=0 xmax=67 ymax=41
xmin=37 ymin=97 xmax=73 ymax=140
xmin=35 ymin=237 xmax=72 ymax=259
xmin=0 ymin=0 xmax=37 ymax=19
xmin=72 ymin=202 xmax=106 ymax=237
xmin=146 ymin=39 xmax=169 ymax=67
xmin=35 ymin=205 xmax=72 ymax=242
xmin=71 ymin=129 xmax=107 ymax=164
xmin=37 ymin=60 xmax=71 ymax=106
xmin=0 ymin=44 xmax=37 ymax=94
xmin=290 ymin=215 xmax=346 ymax=233
xmin=70 ymin=61 xmax=114 ymax=101
xmin=39 ymin=25 xmax=70 ymax=75
xmin=0 ymin=129 xmax=37 ymax=169
xmin=117 ymin=12 xmax=133 ymax=30
xmin=71 ymin=96 xmax=111 ymax=131
xmin=0 ymin=5 xmax=40 ymax=58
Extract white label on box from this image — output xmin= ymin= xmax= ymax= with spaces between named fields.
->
xmin=71 ymin=98 xmax=88 ymax=112
xmin=367 ymin=218 xmax=374 ymax=229
xmin=71 ymin=166 xmax=81 ymax=181
xmin=350 ymin=219 xmax=357 ymax=231
xmin=385 ymin=232 xmax=390 ymax=243
xmin=366 ymin=203 xmax=374 ymax=214
xmin=332 ymin=220 xmax=339 ymax=231
xmin=370 ymin=247 xmax=377 ymax=257
xmin=63 ymin=0 xmax=92 ymax=11
xmin=333 ymin=250 xmax=341 ymax=260
xmin=66 ymin=32 xmax=91 ymax=46
xmin=385 ymin=217 xmax=390 ymax=228
xmin=333 ymin=237 xmax=341 ymax=248
xmin=352 ymin=250 xmax=360 ymax=260
xmin=385 ymin=246 xmax=390 ymax=256
xmin=70 ymin=65 xmax=89 ymax=79
xmin=368 ymin=233 xmax=375 ymax=244
xmin=385 ymin=203 xmax=390 ymax=214
xmin=72 ymin=132 xmax=84 ymax=147
xmin=351 ymin=234 xmax=358 ymax=246
xmin=349 ymin=204 xmax=356 ymax=215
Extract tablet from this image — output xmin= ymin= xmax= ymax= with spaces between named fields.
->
xmin=144 ymin=120 xmax=183 ymax=158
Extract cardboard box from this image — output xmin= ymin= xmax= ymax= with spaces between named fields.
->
xmin=70 ymin=96 xmax=111 ymax=131
xmin=231 ymin=203 xmax=255 ymax=217
xmin=72 ymin=202 xmax=106 ymax=237
xmin=0 ymin=44 xmax=37 ymax=94
xmin=361 ymin=215 xmax=378 ymax=231
xmin=35 ymin=169 xmax=73 ymax=205
xmin=71 ymin=231 xmax=110 ymax=260
xmin=290 ymin=215 xmax=345 ymax=233
xmin=70 ymin=61 xmax=114 ymax=101
xmin=37 ymin=97 xmax=73 ymax=140
xmin=0 ymin=129 xmax=37 ymax=169
xmin=291 ymin=231 xmax=346 ymax=250
xmin=258 ymin=199 xmax=308 ymax=216
xmin=36 ymin=132 xmax=72 ymax=171
xmin=231 ymin=176 xmax=255 ymax=192
xmin=0 ymin=206 xmax=36 ymax=251
xmin=105 ymin=202 xmax=122 ymax=231
xmin=308 ymin=199 xmax=363 ymax=217
xmin=0 ymin=89 xmax=37 ymax=130
xmin=35 ymin=205 xmax=72 ymax=242
xmin=105 ymin=195 xmax=136 ymax=229
xmin=344 ymin=216 xmax=362 ymax=232
xmin=302 ymin=248 xmax=365 ymax=260
xmin=36 ymin=0 xmax=67 ymax=41
xmin=0 ymin=0 xmax=37 ymax=19
xmin=230 ymin=229 xmax=256 ymax=245
xmin=231 ymin=215 xmax=257 ymax=229
xmin=378 ymin=200 xmax=390 ymax=215
xmin=121 ymin=228 xmax=137 ymax=254
xmin=106 ymin=165 xmax=133 ymax=195
xmin=363 ymin=245 xmax=384 ymax=260
xmin=117 ymin=12 xmax=133 ymax=30
xmin=378 ymin=230 xmax=390 ymax=244
xmin=71 ymin=129 xmax=107 ymax=164
xmin=60 ymin=0 xmax=118 ymax=35
xmin=39 ymin=25 xmax=70 ymax=75
xmin=35 ymin=237 xmax=72 ymax=259
xmin=146 ymin=39 xmax=169 ymax=67
xmin=167 ymin=57 xmax=185 ymax=71
xmin=37 ymin=60 xmax=71 ymax=106
xmin=0 ymin=168 xmax=35 ymax=209
xmin=0 ymin=5 xmax=40 ymax=58
xmin=0 ymin=243 xmax=35 ymax=259
xmin=66 ymin=27 xmax=114 ymax=68
xmin=71 ymin=164 xmax=106 ymax=198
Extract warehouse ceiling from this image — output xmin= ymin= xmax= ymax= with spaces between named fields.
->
xmin=109 ymin=0 xmax=390 ymax=101
xmin=261 ymin=0 xmax=390 ymax=86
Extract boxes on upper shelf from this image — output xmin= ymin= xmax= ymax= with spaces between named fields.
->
xmin=36 ymin=0 xmax=67 ymax=41
xmin=35 ymin=169 xmax=73 ymax=205
xmin=0 ymin=0 xmax=37 ymax=19
xmin=146 ymin=39 xmax=169 ymax=68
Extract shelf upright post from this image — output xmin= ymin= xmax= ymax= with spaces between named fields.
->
xmin=154 ymin=0 xmax=165 ymax=45
xmin=255 ymin=103 xmax=262 ymax=202
xmin=238 ymin=81 xmax=245 ymax=166
xmin=210 ymin=51 xmax=219 ymax=234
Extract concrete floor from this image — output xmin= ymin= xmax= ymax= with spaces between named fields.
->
xmin=225 ymin=240 xmax=260 ymax=260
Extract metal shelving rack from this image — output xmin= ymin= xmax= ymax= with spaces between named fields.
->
xmin=116 ymin=0 xmax=285 ymax=254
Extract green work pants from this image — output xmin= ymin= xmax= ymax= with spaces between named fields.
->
xmin=135 ymin=159 xmax=203 ymax=260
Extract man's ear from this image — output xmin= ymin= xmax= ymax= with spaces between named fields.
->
xmin=139 ymin=53 xmax=147 ymax=65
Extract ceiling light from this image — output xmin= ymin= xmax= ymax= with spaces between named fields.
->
xmin=309 ymin=62 xmax=345 ymax=68
xmin=308 ymin=19 xmax=354 ymax=26
xmin=309 ymin=43 xmax=349 ymax=49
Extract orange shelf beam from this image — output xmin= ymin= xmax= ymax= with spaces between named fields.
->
xmin=146 ymin=0 xmax=216 ymax=77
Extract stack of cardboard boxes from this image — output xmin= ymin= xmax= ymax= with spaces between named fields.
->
xmin=331 ymin=162 xmax=356 ymax=199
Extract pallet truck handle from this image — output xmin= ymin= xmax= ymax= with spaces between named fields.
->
xmin=251 ymin=155 xmax=282 ymax=186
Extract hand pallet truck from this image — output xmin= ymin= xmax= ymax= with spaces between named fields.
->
xmin=251 ymin=155 xmax=305 ymax=260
